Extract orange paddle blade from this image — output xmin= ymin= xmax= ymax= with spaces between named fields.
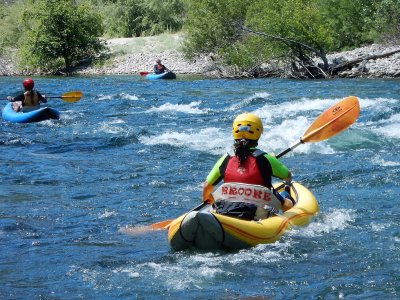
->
xmin=139 ymin=72 xmax=149 ymax=76
xmin=302 ymin=96 xmax=360 ymax=143
xmin=149 ymin=219 xmax=173 ymax=229
xmin=119 ymin=219 xmax=173 ymax=235
xmin=60 ymin=91 xmax=82 ymax=103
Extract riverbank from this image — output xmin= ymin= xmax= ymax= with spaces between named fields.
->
xmin=1 ymin=33 xmax=400 ymax=78
xmin=74 ymin=33 xmax=217 ymax=76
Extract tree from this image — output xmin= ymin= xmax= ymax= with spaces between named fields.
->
xmin=0 ymin=0 xmax=26 ymax=54
xmin=99 ymin=0 xmax=185 ymax=38
xmin=18 ymin=0 xmax=105 ymax=73
xmin=183 ymin=0 xmax=251 ymax=56
xmin=183 ymin=0 xmax=332 ymax=78
xmin=182 ymin=0 xmax=399 ymax=78
xmin=317 ymin=0 xmax=377 ymax=49
xmin=140 ymin=0 xmax=185 ymax=36
xmin=243 ymin=0 xmax=333 ymax=78
xmin=100 ymin=0 xmax=144 ymax=37
xmin=373 ymin=0 xmax=400 ymax=43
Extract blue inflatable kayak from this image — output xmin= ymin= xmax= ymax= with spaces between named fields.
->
xmin=2 ymin=102 xmax=60 ymax=123
xmin=145 ymin=71 xmax=176 ymax=80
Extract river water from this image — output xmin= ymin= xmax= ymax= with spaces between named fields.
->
xmin=1 ymin=76 xmax=399 ymax=299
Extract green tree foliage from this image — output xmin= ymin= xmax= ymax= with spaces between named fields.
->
xmin=18 ymin=0 xmax=105 ymax=72
xmin=0 ymin=0 xmax=26 ymax=54
xmin=183 ymin=0 xmax=333 ymax=74
xmin=183 ymin=0 xmax=251 ymax=56
xmin=317 ymin=0 xmax=377 ymax=49
xmin=141 ymin=0 xmax=185 ymax=36
xmin=99 ymin=0 xmax=144 ymax=37
xmin=99 ymin=0 xmax=185 ymax=37
xmin=183 ymin=0 xmax=400 ymax=77
xmin=245 ymin=0 xmax=332 ymax=63
xmin=373 ymin=0 xmax=400 ymax=42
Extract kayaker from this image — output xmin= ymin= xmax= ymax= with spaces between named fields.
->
xmin=7 ymin=78 xmax=47 ymax=112
xmin=202 ymin=113 xmax=295 ymax=219
xmin=153 ymin=59 xmax=169 ymax=74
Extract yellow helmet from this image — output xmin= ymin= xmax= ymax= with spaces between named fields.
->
xmin=232 ymin=113 xmax=263 ymax=140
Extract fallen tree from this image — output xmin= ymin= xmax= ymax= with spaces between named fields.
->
xmin=329 ymin=48 xmax=400 ymax=75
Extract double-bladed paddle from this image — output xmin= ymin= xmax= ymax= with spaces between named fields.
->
xmin=46 ymin=91 xmax=82 ymax=103
xmin=121 ymin=96 xmax=360 ymax=235
xmin=1 ymin=91 xmax=82 ymax=103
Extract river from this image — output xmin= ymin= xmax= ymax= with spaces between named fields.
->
xmin=1 ymin=76 xmax=399 ymax=299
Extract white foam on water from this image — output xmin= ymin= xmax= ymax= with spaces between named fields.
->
xmin=2 ymin=134 xmax=32 ymax=145
xmin=291 ymin=209 xmax=355 ymax=238
xmin=370 ymin=221 xmax=391 ymax=232
xmin=120 ymin=93 xmax=139 ymax=101
xmin=254 ymin=97 xmax=341 ymax=121
xmin=95 ymin=122 xmax=125 ymax=134
xmin=140 ymin=127 xmax=231 ymax=155
xmin=98 ymin=209 xmax=118 ymax=219
xmin=147 ymin=101 xmax=208 ymax=115
xmin=107 ymin=118 xmax=125 ymax=124
xmin=122 ymin=245 xmax=293 ymax=291
xmin=141 ymin=260 xmax=226 ymax=290
xmin=140 ymin=117 xmax=334 ymax=156
xmin=258 ymin=116 xmax=335 ymax=155
xmin=97 ymin=93 xmax=140 ymax=101
xmin=371 ymin=113 xmax=400 ymax=139
xmin=360 ymin=97 xmax=398 ymax=109
xmin=148 ymin=180 xmax=167 ymax=187
xmin=98 ymin=94 xmax=114 ymax=101
xmin=371 ymin=154 xmax=400 ymax=167
xmin=140 ymin=96 xmax=398 ymax=156
xmin=228 ymin=92 xmax=271 ymax=110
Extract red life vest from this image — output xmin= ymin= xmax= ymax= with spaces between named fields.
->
xmin=224 ymin=155 xmax=265 ymax=186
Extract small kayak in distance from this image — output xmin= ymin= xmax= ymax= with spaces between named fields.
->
xmin=145 ymin=71 xmax=176 ymax=80
xmin=2 ymin=102 xmax=60 ymax=123
xmin=168 ymin=181 xmax=319 ymax=251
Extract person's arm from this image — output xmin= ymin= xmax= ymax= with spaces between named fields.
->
xmin=202 ymin=181 xmax=215 ymax=204
xmin=37 ymin=91 xmax=47 ymax=103
xmin=265 ymin=154 xmax=291 ymax=180
xmin=202 ymin=154 xmax=229 ymax=203
xmin=7 ymin=94 xmax=24 ymax=102
xmin=265 ymin=154 xmax=293 ymax=210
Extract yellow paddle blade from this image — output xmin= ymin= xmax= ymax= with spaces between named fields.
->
xmin=302 ymin=96 xmax=360 ymax=143
xmin=60 ymin=91 xmax=82 ymax=103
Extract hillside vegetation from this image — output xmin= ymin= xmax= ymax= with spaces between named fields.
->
xmin=0 ymin=0 xmax=399 ymax=77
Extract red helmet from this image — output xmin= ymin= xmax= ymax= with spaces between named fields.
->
xmin=22 ymin=78 xmax=34 ymax=90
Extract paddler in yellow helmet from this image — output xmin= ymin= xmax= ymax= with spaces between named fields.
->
xmin=202 ymin=113 xmax=294 ymax=219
